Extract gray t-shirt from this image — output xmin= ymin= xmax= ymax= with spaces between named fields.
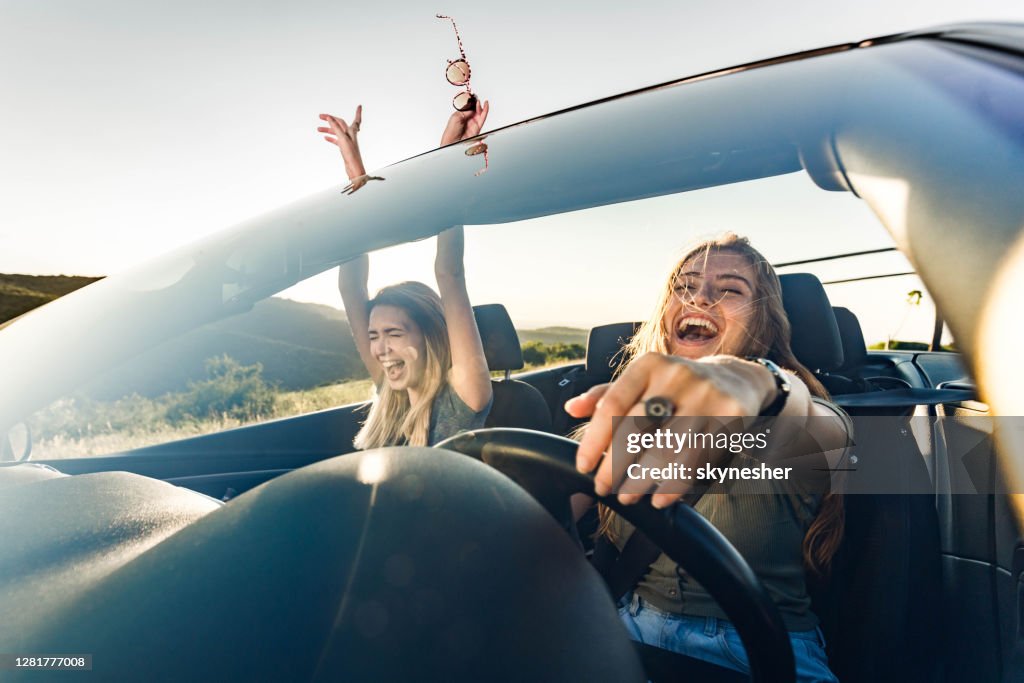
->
xmin=608 ymin=397 xmax=851 ymax=631
xmin=428 ymin=382 xmax=492 ymax=445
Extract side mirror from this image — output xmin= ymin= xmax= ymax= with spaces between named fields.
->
xmin=2 ymin=423 xmax=32 ymax=462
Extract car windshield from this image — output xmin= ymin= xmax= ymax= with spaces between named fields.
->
xmin=0 ymin=37 xmax=989 ymax=461
xmin=16 ymin=169 xmax=948 ymax=460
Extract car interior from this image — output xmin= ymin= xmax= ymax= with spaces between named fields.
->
xmin=2 ymin=25 xmax=1023 ymax=682
xmin=3 ymin=266 xmax=1006 ymax=682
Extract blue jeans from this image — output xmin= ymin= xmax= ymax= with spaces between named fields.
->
xmin=618 ymin=592 xmax=838 ymax=683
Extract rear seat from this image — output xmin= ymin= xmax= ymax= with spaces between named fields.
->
xmin=550 ymin=322 xmax=640 ymax=436
xmin=821 ymin=306 xmax=974 ymax=414
xmin=822 ymin=307 xmax=913 ymax=396
xmin=821 ymin=306 xmax=872 ymax=395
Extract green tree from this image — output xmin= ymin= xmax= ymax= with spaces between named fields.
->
xmin=167 ymin=355 xmax=276 ymax=424
xmin=521 ymin=341 xmax=548 ymax=366
xmin=552 ymin=342 xmax=585 ymax=360
xmin=521 ymin=341 xmax=585 ymax=366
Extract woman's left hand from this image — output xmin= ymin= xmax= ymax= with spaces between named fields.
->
xmin=440 ymin=99 xmax=489 ymax=146
xmin=566 ymin=353 xmax=780 ymax=509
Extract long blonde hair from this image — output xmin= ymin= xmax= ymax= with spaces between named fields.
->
xmin=353 ymin=282 xmax=451 ymax=449
xmin=603 ymin=233 xmax=844 ymax=576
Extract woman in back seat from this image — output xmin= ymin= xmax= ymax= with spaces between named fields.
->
xmin=568 ymin=233 xmax=848 ymax=683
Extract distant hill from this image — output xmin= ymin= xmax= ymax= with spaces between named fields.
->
xmin=91 ymin=306 xmax=589 ymax=399
xmin=517 ymin=326 xmax=587 ymax=346
xmin=86 ymin=304 xmax=587 ymax=399
xmin=85 ymin=297 xmax=366 ymax=399
xmin=0 ymin=274 xmax=103 ymax=323
xmin=3 ymin=274 xmax=591 ymax=400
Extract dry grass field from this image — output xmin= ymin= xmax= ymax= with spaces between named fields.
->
xmin=34 ymin=379 xmax=377 ymax=460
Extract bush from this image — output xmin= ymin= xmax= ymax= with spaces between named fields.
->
xmin=166 ymin=355 xmax=276 ymax=424
xmin=549 ymin=342 xmax=585 ymax=360
xmin=520 ymin=341 xmax=585 ymax=366
xmin=522 ymin=341 xmax=548 ymax=366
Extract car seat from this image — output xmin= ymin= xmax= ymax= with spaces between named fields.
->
xmin=551 ymin=321 xmax=641 ymax=436
xmin=781 ymin=274 xmax=942 ymax=683
xmin=820 ymin=307 xmax=915 ymax=396
xmin=473 ymin=304 xmax=553 ymax=432
xmin=816 ymin=305 xmax=974 ymax=414
xmin=778 ymin=272 xmax=845 ymax=375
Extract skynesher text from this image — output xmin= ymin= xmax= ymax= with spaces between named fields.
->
xmin=626 ymin=462 xmax=793 ymax=483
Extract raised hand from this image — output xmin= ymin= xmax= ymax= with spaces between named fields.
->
xmin=318 ymin=105 xmax=366 ymax=180
xmin=440 ymin=99 xmax=490 ymax=147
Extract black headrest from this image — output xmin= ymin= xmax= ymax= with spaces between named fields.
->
xmin=583 ymin=276 xmax=842 ymax=378
xmin=585 ymin=322 xmax=641 ymax=381
xmin=779 ymin=273 xmax=844 ymax=372
xmin=473 ymin=304 xmax=523 ymax=372
xmin=832 ymin=307 xmax=867 ymax=371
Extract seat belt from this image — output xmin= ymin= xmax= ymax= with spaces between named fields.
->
xmin=598 ymin=530 xmax=663 ymax=603
xmin=552 ymin=366 xmax=586 ymax=436
xmin=595 ymin=486 xmax=711 ymax=602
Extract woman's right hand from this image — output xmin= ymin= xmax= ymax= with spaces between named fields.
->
xmin=566 ymin=353 xmax=849 ymax=509
xmin=318 ymin=105 xmax=366 ymax=180
xmin=440 ymin=99 xmax=489 ymax=147
xmin=567 ymin=354 xmax=774 ymax=505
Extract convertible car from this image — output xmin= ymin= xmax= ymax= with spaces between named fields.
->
xmin=1 ymin=22 xmax=1022 ymax=683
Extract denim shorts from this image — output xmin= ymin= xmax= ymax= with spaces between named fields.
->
xmin=618 ymin=592 xmax=838 ymax=683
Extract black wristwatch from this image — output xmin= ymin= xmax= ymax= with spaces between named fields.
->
xmin=745 ymin=357 xmax=791 ymax=417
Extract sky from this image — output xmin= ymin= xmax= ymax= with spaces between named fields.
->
xmin=2 ymin=0 xmax=1021 ymax=338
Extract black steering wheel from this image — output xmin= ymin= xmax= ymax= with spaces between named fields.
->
xmin=436 ymin=427 xmax=796 ymax=683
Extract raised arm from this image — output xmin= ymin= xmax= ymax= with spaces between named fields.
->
xmin=338 ymin=254 xmax=382 ymax=386
xmin=435 ymin=226 xmax=492 ymax=411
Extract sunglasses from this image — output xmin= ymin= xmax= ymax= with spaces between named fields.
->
xmin=465 ymin=140 xmax=489 ymax=176
xmin=436 ymin=14 xmax=477 ymax=112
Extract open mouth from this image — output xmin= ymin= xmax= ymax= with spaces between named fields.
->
xmin=676 ymin=316 xmax=720 ymax=345
xmin=380 ymin=359 xmax=406 ymax=381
